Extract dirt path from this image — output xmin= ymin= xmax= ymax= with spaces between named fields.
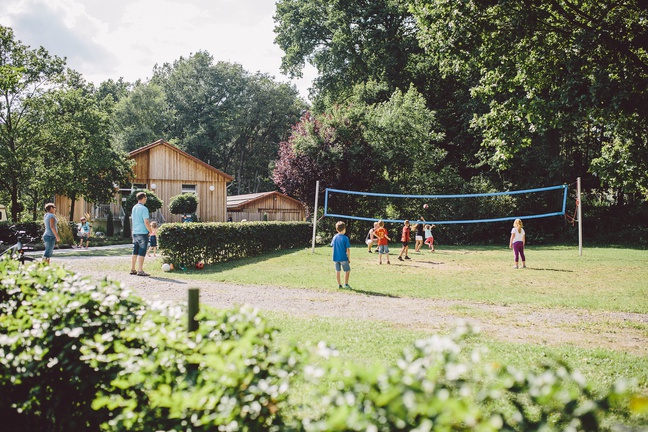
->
xmin=56 ymin=253 xmax=648 ymax=356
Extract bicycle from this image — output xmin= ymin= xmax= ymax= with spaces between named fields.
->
xmin=0 ymin=230 xmax=37 ymax=265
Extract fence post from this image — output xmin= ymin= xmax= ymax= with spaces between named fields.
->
xmin=188 ymin=288 xmax=199 ymax=332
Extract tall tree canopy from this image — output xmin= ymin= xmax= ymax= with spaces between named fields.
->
xmin=35 ymin=72 xmax=133 ymax=221
xmin=146 ymin=51 xmax=307 ymax=194
xmin=411 ymin=0 xmax=648 ymax=196
xmin=0 ymin=25 xmax=65 ymax=221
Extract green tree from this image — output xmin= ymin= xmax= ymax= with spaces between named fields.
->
xmin=274 ymin=86 xmax=445 ymax=217
xmin=274 ymin=0 xmax=424 ymax=104
xmin=411 ymin=0 xmax=648 ymax=197
xmin=0 ymin=25 xmax=65 ymax=221
xmin=152 ymin=51 xmax=305 ymax=193
xmin=35 ymin=72 xmax=133 ymax=221
xmin=168 ymin=193 xmax=199 ymax=216
xmin=124 ymin=189 xmax=163 ymax=215
xmin=111 ymin=81 xmax=173 ymax=152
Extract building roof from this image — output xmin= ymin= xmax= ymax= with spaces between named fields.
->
xmin=129 ymin=139 xmax=234 ymax=181
xmin=227 ymin=191 xmax=304 ymax=210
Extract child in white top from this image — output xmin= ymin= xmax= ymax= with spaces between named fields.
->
xmin=424 ymin=224 xmax=435 ymax=251
xmin=508 ymin=219 xmax=526 ymax=268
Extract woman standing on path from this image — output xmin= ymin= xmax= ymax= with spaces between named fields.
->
xmin=42 ymin=203 xmax=60 ymax=264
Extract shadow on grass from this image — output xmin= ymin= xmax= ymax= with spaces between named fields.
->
xmin=525 ymin=267 xmax=574 ymax=272
xmin=349 ymin=289 xmax=400 ymax=298
xmin=148 ymin=276 xmax=187 ymax=284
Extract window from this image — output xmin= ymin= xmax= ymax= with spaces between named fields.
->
xmin=182 ymin=184 xmax=196 ymax=194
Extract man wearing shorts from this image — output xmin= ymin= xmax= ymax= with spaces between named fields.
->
xmin=130 ymin=192 xmax=152 ymax=276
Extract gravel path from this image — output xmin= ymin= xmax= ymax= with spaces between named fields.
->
xmin=55 ymin=249 xmax=648 ymax=356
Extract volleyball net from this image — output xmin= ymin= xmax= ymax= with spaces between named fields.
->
xmin=323 ymin=184 xmax=569 ymax=224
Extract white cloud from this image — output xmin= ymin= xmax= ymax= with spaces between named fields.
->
xmin=0 ymin=0 xmax=316 ymax=100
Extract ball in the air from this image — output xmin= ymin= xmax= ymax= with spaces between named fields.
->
xmin=423 ymin=203 xmax=429 ymax=209
xmin=195 ymin=261 xmax=205 ymax=269
xmin=162 ymin=263 xmax=171 ymax=272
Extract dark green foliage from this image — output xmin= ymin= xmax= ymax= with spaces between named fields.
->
xmin=121 ymin=212 xmax=131 ymax=238
xmin=106 ymin=211 xmax=114 ymax=237
xmin=168 ymin=192 xmax=199 ymax=215
xmin=0 ymin=258 xmax=304 ymax=431
xmin=123 ymin=189 xmax=163 ymax=215
xmin=158 ymin=221 xmax=311 ymax=266
xmin=303 ymin=326 xmax=637 ymax=431
xmin=0 ymin=258 xmax=149 ymax=431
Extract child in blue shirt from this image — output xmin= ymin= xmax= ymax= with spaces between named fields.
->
xmin=331 ymin=221 xmax=351 ymax=289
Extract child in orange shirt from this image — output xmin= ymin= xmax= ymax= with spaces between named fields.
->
xmin=373 ymin=220 xmax=391 ymax=264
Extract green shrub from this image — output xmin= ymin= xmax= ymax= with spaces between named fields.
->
xmin=169 ymin=192 xmax=199 ymax=216
xmin=158 ymin=221 xmax=312 ymax=266
xmin=0 ymin=257 xmax=149 ymax=431
xmin=0 ymin=257 xmax=305 ymax=431
xmin=106 ymin=212 xmax=114 ymax=237
xmin=90 ymin=305 xmax=305 ymax=431
xmin=302 ymin=325 xmax=641 ymax=431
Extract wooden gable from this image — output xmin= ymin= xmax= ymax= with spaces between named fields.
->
xmin=129 ymin=140 xmax=234 ymax=222
xmin=227 ymin=191 xmax=306 ymax=222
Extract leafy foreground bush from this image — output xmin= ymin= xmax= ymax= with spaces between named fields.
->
xmin=302 ymin=326 xmax=647 ymax=431
xmin=1 ymin=257 xmax=646 ymax=431
xmin=0 ymin=256 xmax=304 ymax=431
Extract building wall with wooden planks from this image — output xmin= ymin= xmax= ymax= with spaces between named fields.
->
xmin=130 ymin=140 xmax=233 ymax=223
xmin=227 ymin=191 xmax=306 ymax=222
xmin=55 ymin=140 xmax=234 ymax=230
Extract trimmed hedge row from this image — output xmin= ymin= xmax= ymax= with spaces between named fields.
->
xmin=1 ymin=258 xmax=645 ymax=431
xmin=158 ymin=221 xmax=312 ymax=266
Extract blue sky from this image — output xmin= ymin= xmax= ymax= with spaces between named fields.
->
xmin=0 ymin=0 xmax=315 ymax=99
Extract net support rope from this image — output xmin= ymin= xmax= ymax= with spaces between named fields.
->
xmin=324 ymin=184 xmax=569 ymax=225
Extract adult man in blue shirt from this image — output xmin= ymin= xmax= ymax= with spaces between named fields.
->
xmin=130 ymin=192 xmax=152 ymax=276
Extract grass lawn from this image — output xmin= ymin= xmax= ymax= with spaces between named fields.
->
xmin=66 ymin=243 xmax=648 ymax=425
xmin=178 ymin=244 xmax=648 ymax=313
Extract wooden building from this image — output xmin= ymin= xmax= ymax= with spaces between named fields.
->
xmin=56 ymin=139 xmax=234 ymax=226
xmin=227 ymin=191 xmax=306 ymax=222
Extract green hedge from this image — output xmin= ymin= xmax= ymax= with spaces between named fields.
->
xmin=158 ymin=221 xmax=312 ymax=266
xmin=1 ymin=258 xmax=645 ymax=431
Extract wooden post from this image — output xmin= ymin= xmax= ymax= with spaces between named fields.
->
xmin=577 ymin=177 xmax=583 ymax=256
xmin=311 ymin=180 xmax=320 ymax=254
xmin=188 ymin=288 xmax=199 ymax=332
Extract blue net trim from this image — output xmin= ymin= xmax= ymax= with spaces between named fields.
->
xmin=324 ymin=184 xmax=568 ymax=225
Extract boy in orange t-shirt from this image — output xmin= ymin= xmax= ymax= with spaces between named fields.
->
xmin=373 ymin=220 xmax=391 ymax=264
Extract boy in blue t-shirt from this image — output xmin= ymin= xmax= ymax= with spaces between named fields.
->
xmin=331 ymin=221 xmax=351 ymax=289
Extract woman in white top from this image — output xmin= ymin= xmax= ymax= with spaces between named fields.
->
xmin=509 ymin=218 xmax=526 ymax=269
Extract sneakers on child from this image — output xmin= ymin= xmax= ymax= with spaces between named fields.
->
xmin=404 ymin=256 xmax=411 ymax=260
xmin=513 ymin=265 xmax=519 ymax=269
xmin=338 ymin=284 xmax=343 ymax=289
xmin=344 ymin=284 xmax=352 ymax=289
xmin=398 ymin=256 xmax=404 ymax=261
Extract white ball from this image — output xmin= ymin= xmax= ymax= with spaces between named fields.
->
xmin=162 ymin=263 xmax=171 ymax=272
xmin=423 ymin=204 xmax=429 ymax=209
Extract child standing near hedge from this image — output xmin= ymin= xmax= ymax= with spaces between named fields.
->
xmin=331 ymin=221 xmax=351 ymax=289
xmin=147 ymin=221 xmax=158 ymax=257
